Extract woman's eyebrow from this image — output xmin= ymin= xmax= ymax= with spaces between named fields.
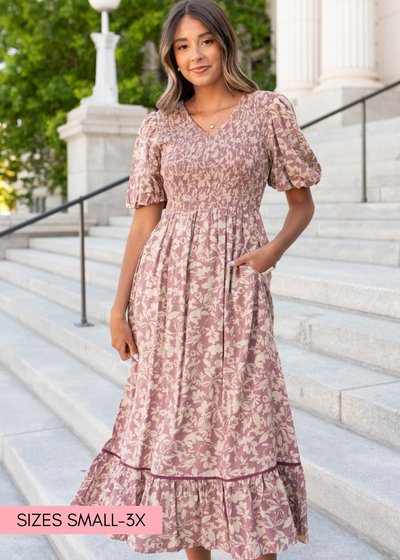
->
xmin=173 ymin=31 xmax=212 ymax=44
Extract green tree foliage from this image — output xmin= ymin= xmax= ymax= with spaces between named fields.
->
xmin=0 ymin=0 xmax=274 ymax=203
xmin=0 ymin=181 xmax=18 ymax=212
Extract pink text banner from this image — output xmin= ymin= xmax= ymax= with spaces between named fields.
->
xmin=0 ymin=506 xmax=162 ymax=535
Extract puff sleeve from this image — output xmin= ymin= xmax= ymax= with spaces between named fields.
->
xmin=126 ymin=110 xmax=168 ymax=209
xmin=267 ymin=93 xmax=322 ymax=192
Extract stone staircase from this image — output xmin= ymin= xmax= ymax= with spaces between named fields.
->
xmin=1 ymin=115 xmax=400 ymax=560
xmin=270 ymin=114 xmax=400 ymax=204
xmin=0 ymin=206 xmax=399 ymax=560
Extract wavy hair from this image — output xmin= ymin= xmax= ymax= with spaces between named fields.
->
xmin=156 ymin=0 xmax=259 ymax=114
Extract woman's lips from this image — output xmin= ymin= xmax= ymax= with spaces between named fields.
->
xmin=191 ymin=66 xmax=210 ymax=74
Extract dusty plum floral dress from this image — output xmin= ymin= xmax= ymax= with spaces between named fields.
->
xmin=70 ymin=89 xmax=322 ymax=559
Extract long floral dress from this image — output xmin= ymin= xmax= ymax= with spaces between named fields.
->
xmin=70 ymin=89 xmax=322 ymax=559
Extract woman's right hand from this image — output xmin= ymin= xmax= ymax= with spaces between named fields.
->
xmin=110 ymin=318 xmax=139 ymax=362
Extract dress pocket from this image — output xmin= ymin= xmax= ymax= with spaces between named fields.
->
xmin=241 ymin=261 xmax=276 ymax=325
xmin=242 ymin=261 xmax=277 ymax=281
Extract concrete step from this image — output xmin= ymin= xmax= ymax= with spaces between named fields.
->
xmin=307 ymin=112 xmax=400 ymax=133
xmin=0 ymin=213 xmax=97 ymax=237
xmin=292 ymin=404 xmax=400 ymax=559
xmin=300 ymin=115 xmax=400 ymax=153
xmin=0 ymin=363 xmax=395 ymax=560
xmin=272 ymin=256 xmax=400 ymax=320
xmin=321 ymin=187 xmax=400 ymax=204
xmin=268 ymin=233 xmax=400 ymax=267
xmin=261 ymin=202 xmax=400 ymax=220
xmin=25 ymin=228 xmax=400 ymax=268
xmin=28 ymin=236 xmax=126 ymax=266
xmin=4 ymin=248 xmax=399 ymax=321
xmin=378 ymin=186 xmax=400 ymax=203
xmin=0 ymin=311 xmax=122 ymax=454
xmin=276 ymin=340 xmax=400 ymax=451
xmin=0 ymin=270 xmax=398 ymax=382
xmin=109 ymin=215 xmax=144 ymax=227
xmin=0 ymin=258 xmax=115 ymax=320
xmin=312 ymin=148 xmax=400 ymax=170
xmin=1 ymin=307 xmax=399 ymax=457
xmin=299 ymin=186 xmax=400 ymax=205
xmin=89 ymin=225 xmax=132 ymax=239
xmin=273 ymin=297 xmax=400 ymax=376
xmin=283 ymin=506 xmax=391 ymax=560
xmin=0 ymin=278 xmax=129 ymax=388
xmin=269 ymin=218 xmax=400 ymax=241
xmin=0 ymin=366 xmax=140 ymax=560
xmin=316 ymin=159 xmax=400 ymax=175
xmin=0 ymin=259 xmax=115 ymax=323
xmin=262 ymin=185 xmax=400 ymax=204
xmin=96 ymin=218 xmax=400 ymax=243
xmin=120 ymin=202 xmax=400 ymax=224
xmin=314 ymin=168 xmax=400 ymax=191
xmin=4 ymin=247 xmax=120 ymax=291
xmin=0 ymin=464 xmax=59 ymax=560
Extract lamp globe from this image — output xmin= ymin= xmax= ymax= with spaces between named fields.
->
xmin=88 ymin=0 xmax=121 ymax=12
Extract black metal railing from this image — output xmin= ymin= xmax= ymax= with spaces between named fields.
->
xmin=1 ymin=78 xmax=399 ymax=327
xmin=299 ymin=78 xmax=400 ymax=202
xmin=0 ymin=175 xmax=129 ymax=327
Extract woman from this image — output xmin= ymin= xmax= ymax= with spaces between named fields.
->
xmin=70 ymin=1 xmax=322 ymax=559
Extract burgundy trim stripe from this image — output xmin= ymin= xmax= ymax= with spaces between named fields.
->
xmin=101 ymin=448 xmax=301 ymax=482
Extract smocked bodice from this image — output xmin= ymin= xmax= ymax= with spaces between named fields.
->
xmin=126 ymin=89 xmax=322 ymax=215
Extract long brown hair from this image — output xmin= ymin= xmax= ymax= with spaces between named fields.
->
xmin=156 ymin=0 xmax=259 ymax=114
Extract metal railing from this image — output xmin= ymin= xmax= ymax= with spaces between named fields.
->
xmin=0 ymin=175 xmax=129 ymax=327
xmin=1 ymin=79 xmax=399 ymax=327
xmin=299 ymin=78 xmax=400 ymax=202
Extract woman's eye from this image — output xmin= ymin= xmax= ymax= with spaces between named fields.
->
xmin=177 ymin=39 xmax=213 ymax=50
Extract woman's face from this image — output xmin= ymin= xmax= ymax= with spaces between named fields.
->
xmin=172 ymin=14 xmax=222 ymax=87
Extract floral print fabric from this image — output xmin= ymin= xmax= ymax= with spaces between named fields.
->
xmin=70 ymin=90 xmax=322 ymax=559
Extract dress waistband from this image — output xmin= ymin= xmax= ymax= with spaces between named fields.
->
xmin=164 ymin=201 xmax=261 ymax=215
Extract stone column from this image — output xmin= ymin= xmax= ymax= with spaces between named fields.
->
xmin=57 ymin=105 xmax=148 ymax=225
xmin=377 ymin=0 xmax=400 ymax=84
xmin=314 ymin=0 xmax=383 ymax=91
xmin=275 ymin=0 xmax=321 ymax=96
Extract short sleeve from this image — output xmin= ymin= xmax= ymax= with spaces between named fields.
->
xmin=126 ymin=110 xmax=168 ymax=209
xmin=266 ymin=93 xmax=322 ymax=192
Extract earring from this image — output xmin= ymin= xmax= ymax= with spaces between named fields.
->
xmin=177 ymin=67 xmax=181 ymax=72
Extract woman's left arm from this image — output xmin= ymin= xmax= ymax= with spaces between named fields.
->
xmin=228 ymin=186 xmax=314 ymax=273
xmin=265 ymin=186 xmax=315 ymax=264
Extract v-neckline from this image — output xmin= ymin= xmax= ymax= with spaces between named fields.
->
xmin=181 ymin=91 xmax=249 ymax=136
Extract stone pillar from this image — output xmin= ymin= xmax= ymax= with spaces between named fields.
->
xmin=314 ymin=0 xmax=383 ymax=91
xmin=377 ymin=0 xmax=400 ymax=85
xmin=57 ymin=105 xmax=148 ymax=225
xmin=275 ymin=0 xmax=321 ymax=96
xmin=141 ymin=40 xmax=161 ymax=77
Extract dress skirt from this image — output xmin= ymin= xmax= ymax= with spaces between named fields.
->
xmin=70 ymin=88 xmax=323 ymax=559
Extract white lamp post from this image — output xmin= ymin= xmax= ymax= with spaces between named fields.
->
xmin=81 ymin=0 xmax=122 ymax=106
xmin=58 ymin=0 xmax=148 ymax=223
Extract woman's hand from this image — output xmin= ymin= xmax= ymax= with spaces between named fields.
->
xmin=110 ymin=316 xmax=139 ymax=362
xmin=228 ymin=243 xmax=281 ymax=274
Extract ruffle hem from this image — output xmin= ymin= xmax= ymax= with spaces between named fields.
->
xmin=70 ymin=448 xmax=309 ymax=560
